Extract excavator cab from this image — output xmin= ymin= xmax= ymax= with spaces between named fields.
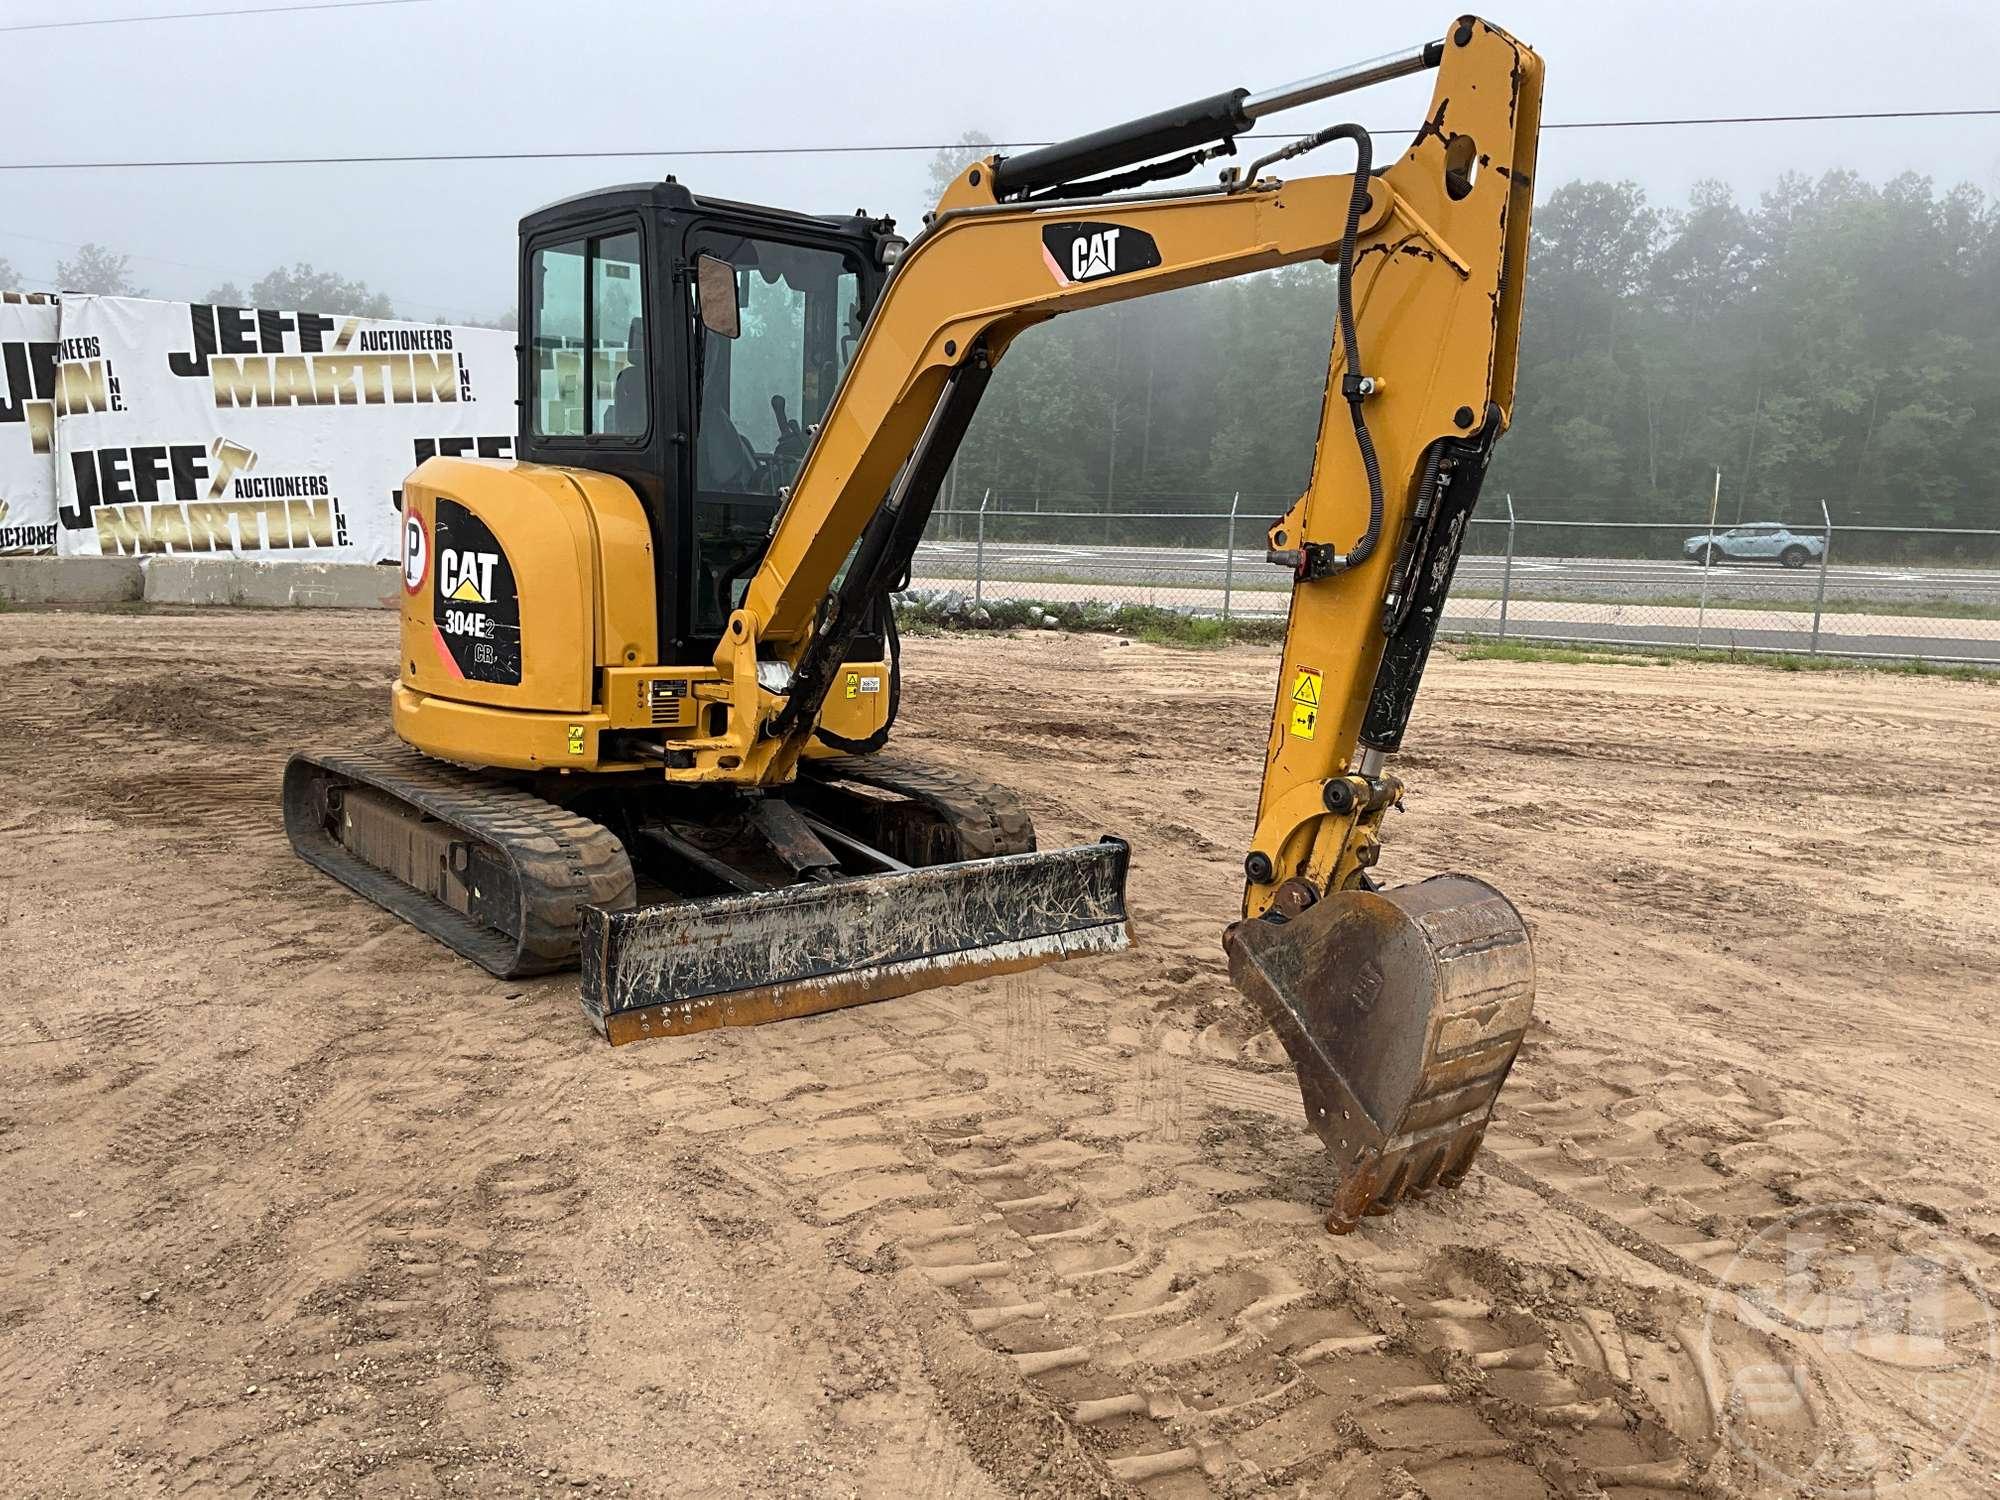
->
xmin=514 ymin=181 xmax=903 ymax=662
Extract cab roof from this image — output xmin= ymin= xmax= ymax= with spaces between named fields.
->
xmin=520 ymin=178 xmax=883 ymax=242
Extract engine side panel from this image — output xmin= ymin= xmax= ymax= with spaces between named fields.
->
xmin=395 ymin=454 xmax=881 ymax=772
xmin=399 ymin=456 xmax=655 ymax=716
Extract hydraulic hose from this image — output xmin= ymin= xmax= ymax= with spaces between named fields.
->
xmin=1323 ymin=123 xmax=1385 ymax=573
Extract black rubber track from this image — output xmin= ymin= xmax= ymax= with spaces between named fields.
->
xmin=284 ymin=748 xmax=635 ymax=978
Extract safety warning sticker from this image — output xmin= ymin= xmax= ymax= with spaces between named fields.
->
xmin=1289 ymin=666 xmax=1322 ymax=740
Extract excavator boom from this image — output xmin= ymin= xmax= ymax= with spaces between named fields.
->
xmin=595 ymin=18 xmax=1545 ymax=1224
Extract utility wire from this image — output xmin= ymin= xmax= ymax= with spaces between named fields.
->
xmin=1543 ymin=107 xmax=2000 ymax=131
xmin=0 ymin=107 xmax=1994 ymax=172
xmin=6 ymin=103 xmax=1989 ymax=311
xmin=0 ymin=0 xmax=431 ymax=34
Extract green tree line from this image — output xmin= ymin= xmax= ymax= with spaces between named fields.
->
xmin=1 ymin=242 xmax=514 ymax=327
xmin=940 ymin=168 xmax=2000 ymax=558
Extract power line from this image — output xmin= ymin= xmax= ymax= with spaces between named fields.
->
xmin=6 ymin=102 xmax=1988 ymax=310
xmin=0 ymin=0 xmax=431 ymax=35
xmin=0 ymin=107 xmax=1993 ymax=172
xmin=1542 ymin=107 xmax=2000 ymax=131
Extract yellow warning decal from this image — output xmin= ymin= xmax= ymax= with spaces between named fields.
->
xmin=566 ymin=725 xmax=585 ymax=755
xmin=1288 ymin=667 xmax=1322 ymax=739
xmin=843 ymin=671 xmax=859 ymax=700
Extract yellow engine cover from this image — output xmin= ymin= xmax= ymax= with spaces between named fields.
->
xmin=399 ymin=456 xmax=655 ymax=713
xmin=393 ymin=455 xmax=890 ymax=775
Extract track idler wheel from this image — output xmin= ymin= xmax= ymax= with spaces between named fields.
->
xmin=1224 ymin=874 xmax=1534 ymax=1232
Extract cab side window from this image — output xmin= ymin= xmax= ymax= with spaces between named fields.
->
xmin=529 ymin=240 xmax=585 ymax=436
xmin=529 ymin=229 xmax=646 ymax=439
xmin=684 ymin=232 xmax=861 ymax=638
xmin=593 ymin=232 xmax=646 ymax=435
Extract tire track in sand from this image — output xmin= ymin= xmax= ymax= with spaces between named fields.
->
xmin=621 ymin=982 xmax=1854 ymax=1497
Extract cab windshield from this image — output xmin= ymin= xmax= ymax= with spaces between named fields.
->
xmin=689 ymin=233 xmax=863 ymax=636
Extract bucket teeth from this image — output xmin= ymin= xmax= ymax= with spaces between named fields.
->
xmin=1225 ymin=874 xmax=1534 ymax=1231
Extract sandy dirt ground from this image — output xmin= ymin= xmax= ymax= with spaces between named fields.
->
xmin=2 ymin=608 xmax=1996 ymax=1499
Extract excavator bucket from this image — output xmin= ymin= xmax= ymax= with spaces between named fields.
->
xmin=1224 ymin=875 xmax=1534 ymax=1232
xmin=580 ymin=839 xmax=1133 ymax=1045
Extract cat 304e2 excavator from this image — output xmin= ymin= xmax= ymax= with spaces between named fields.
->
xmin=286 ymin=15 xmax=1541 ymax=1230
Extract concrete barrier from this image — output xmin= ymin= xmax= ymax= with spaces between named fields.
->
xmin=0 ymin=557 xmax=396 ymax=609
xmin=144 ymin=559 xmax=396 ymax=609
xmin=0 ymin=556 xmax=144 ymax=604
xmin=243 ymin=562 xmax=400 ymax=610
xmin=142 ymin=557 xmax=238 ymax=606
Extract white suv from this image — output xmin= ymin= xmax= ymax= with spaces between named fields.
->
xmin=1683 ymin=523 xmax=1825 ymax=569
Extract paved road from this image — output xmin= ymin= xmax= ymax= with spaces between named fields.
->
xmin=908 ymin=540 xmax=2000 ymax=664
xmin=912 ymin=540 xmax=2000 ymax=607
xmin=1457 ymin=554 xmax=2000 ymax=604
xmin=913 ymin=573 xmax=2000 ymax=663
xmin=1455 ymin=612 xmax=2000 ymax=665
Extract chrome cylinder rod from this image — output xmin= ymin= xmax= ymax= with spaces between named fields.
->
xmin=1241 ymin=41 xmax=1444 ymax=121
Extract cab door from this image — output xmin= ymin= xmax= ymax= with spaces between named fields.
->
xmin=519 ymin=221 xmax=672 ymax=649
xmin=680 ymin=228 xmax=869 ymax=651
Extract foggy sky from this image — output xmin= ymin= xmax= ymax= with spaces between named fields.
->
xmin=4 ymin=0 xmax=1997 ymax=323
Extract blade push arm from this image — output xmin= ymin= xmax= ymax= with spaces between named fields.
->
xmin=711 ymin=18 xmax=1542 ymax=919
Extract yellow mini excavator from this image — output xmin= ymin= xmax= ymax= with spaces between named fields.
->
xmin=288 ymin=15 xmax=1541 ymax=1230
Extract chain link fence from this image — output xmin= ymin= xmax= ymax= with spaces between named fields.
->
xmin=908 ymin=492 xmax=2000 ymax=664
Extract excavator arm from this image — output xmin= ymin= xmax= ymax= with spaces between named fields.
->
xmin=730 ymin=17 xmax=1540 ymax=915
xmin=601 ymin=17 xmax=1544 ymax=1228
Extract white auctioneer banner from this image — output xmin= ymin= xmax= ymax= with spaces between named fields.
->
xmin=0 ymin=293 xmax=62 ymax=554
xmin=51 ymin=295 xmax=517 ymax=564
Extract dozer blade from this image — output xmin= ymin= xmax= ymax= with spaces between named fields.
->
xmin=1224 ymin=874 xmax=1534 ymax=1232
xmin=581 ymin=839 xmax=1132 ymax=1045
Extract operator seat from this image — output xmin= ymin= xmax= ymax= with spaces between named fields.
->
xmin=696 ymin=336 xmax=760 ymax=492
xmin=610 ymin=318 xmax=647 ymax=435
